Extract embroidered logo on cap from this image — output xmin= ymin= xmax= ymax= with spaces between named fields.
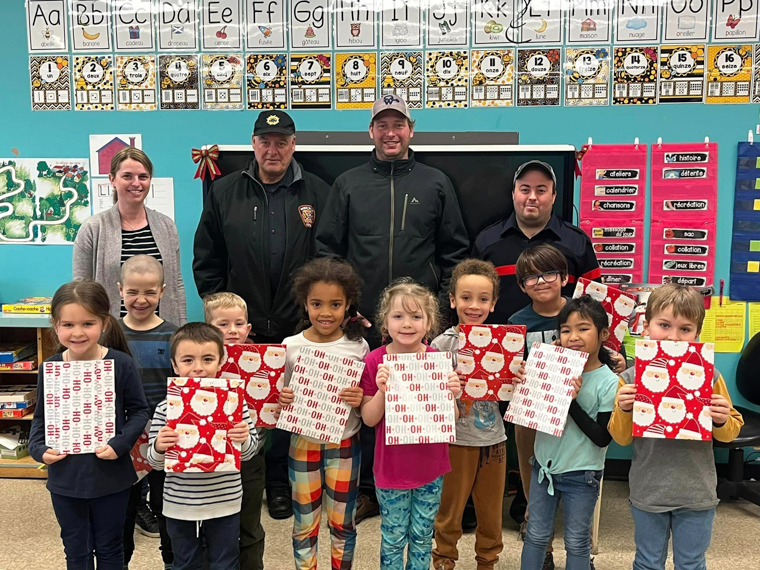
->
xmin=383 ymin=94 xmax=399 ymax=105
xmin=267 ymin=115 xmax=280 ymax=125
xmin=299 ymin=205 xmax=315 ymax=228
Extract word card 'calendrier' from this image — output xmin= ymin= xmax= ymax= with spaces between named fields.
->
xmin=384 ymin=352 xmax=456 ymax=446
xmin=503 ymin=343 xmax=588 ymax=437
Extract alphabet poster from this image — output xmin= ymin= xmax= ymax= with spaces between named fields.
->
xmin=634 ymin=340 xmax=714 ymax=440
xmin=44 ymin=359 xmax=116 ymax=455
xmin=472 ymin=0 xmax=516 ymax=45
xmin=116 ymin=55 xmax=158 ymax=111
xmin=30 ymin=55 xmax=71 ymax=111
xmin=663 ymin=0 xmax=709 ymax=42
xmin=384 ymin=352 xmax=456 ymax=445
xmin=567 ymin=0 xmax=613 ymax=44
xmin=289 ymin=53 xmax=333 ymax=108
xmin=514 ymin=0 xmax=563 ymax=44
xmin=219 ymin=344 xmax=285 ymax=427
xmin=658 ymin=45 xmax=705 ymax=103
xmin=336 ymin=52 xmax=378 ymax=109
xmin=157 ymin=0 xmax=199 ymax=51
xmin=573 ymin=278 xmax=637 ymax=352
xmin=113 ymin=0 xmax=155 ymax=51
xmin=380 ymin=51 xmax=423 ymax=108
xmin=244 ymin=0 xmax=286 ymax=50
xmin=516 ymin=48 xmax=561 ymax=106
xmin=426 ymin=0 xmax=469 ymax=47
xmin=165 ymin=377 xmax=244 ymax=473
xmin=290 ymin=0 xmax=332 ymax=49
xmin=246 ymin=53 xmax=289 ymax=108
xmin=503 ymin=342 xmax=588 ymax=437
xmin=425 ymin=50 xmax=469 ymax=108
xmin=276 ymin=346 xmax=365 ymax=444
xmin=335 ymin=0 xmax=377 ymax=48
xmin=158 ymin=54 xmax=200 ymax=109
xmin=564 ymin=47 xmax=610 ymax=106
xmin=380 ymin=0 xmax=423 ymax=48
xmin=458 ymin=324 xmax=526 ymax=401
xmin=470 ymin=49 xmax=514 ymax=107
xmin=73 ymin=55 xmax=114 ymax=111
xmin=712 ymin=0 xmax=760 ymax=42
xmin=612 ymin=46 xmax=658 ymax=105
xmin=706 ymin=44 xmax=752 ymax=103
xmin=27 ymin=0 xmax=69 ymax=52
xmin=614 ymin=0 xmax=660 ymax=43
xmin=200 ymin=0 xmax=243 ymax=50
xmin=201 ymin=53 xmax=245 ymax=109
xmin=70 ymin=0 xmax=112 ymax=52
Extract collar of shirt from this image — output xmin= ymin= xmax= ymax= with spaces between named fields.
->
xmin=255 ymin=161 xmax=294 ymax=194
xmin=500 ymin=212 xmax=563 ymax=240
xmin=369 ymin=148 xmax=415 ymax=177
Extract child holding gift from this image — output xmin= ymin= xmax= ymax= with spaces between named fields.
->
xmin=148 ymin=323 xmax=259 ymax=570
xmin=360 ymin=278 xmax=461 ymax=570
xmin=29 ymin=280 xmax=150 ymax=569
xmin=609 ymin=284 xmax=743 ymax=570
xmin=204 ymin=292 xmax=267 ymax=570
xmin=518 ymin=295 xmax=619 ymax=570
xmin=275 ymin=257 xmax=369 ymax=570
xmin=431 ymin=259 xmax=508 ymax=570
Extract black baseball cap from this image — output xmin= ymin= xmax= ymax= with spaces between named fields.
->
xmin=253 ymin=110 xmax=296 ymax=136
xmin=513 ymin=160 xmax=557 ymax=188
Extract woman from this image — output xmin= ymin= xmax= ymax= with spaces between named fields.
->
xmin=73 ymin=148 xmax=187 ymax=325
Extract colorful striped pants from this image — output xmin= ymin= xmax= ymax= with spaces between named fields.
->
xmin=288 ymin=433 xmax=361 ymax=570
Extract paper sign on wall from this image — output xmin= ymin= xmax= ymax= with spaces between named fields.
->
xmin=567 ymin=0 xmax=613 ymax=44
xmin=614 ymin=0 xmax=660 ymax=43
xmin=27 ymin=0 xmax=68 ymax=52
xmin=290 ymin=0 xmax=332 ymax=49
xmin=200 ymin=0 xmax=243 ymax=50
xmin=91 ymin=177 xmax=174 ymax=220
xmin=712 ymin=0 xmax=760 ymax=42
xmin=70 ymin=0 xmax=112 ymax=52
xmin=612 ymin=46 xmax=658 ymax=105
xmin=573 ymin=278 xmax=637 ymax=352
xmin=425 ymin=50 xmax=469 ymax=108
xmin=380 ymin=51 xmax=423 ymax=108
xmin=30 ymin=55 xmax=71 ymax=111
xmin=381 ymin=0 xmax=423 ymax=48
xmin=458 ymin=324 xmax=526 ymax=401
xmin=658 ymin=45 xmax=705 ymax=104
xmin=705 ymin=45 xmax=752 ymax=104
xmin=335 ymin=0 xmax=377 ymax=48
xmin=470 ymin=49 xmax=514 ymax=107
xmin=246 ymin=53 xmax=289 ymax=108
xmin=158 ymin=54 xmax=201 ymax=110
xmin=202 ymin=53 xmax=245 ymax=109
xmin=244 ymin=0 xmax=286 ymax=50
xmin=115 ymin=56 xmax=157 ymax=110
xmin=112 ymin=0 xmax=155 ymax=51
xmin=514 ymin=0 xmax=564 ymax=45
xmin=564 ymin=47 xmax=610 ymax=106
xmin=426 ymin=0 xmax=469 ymax=47
xmin=73 ymin=55 xmax=114 ymax=111
xmin=516 ymin=48 xmax=561 ymax=106
xmin=88 ymin=134 xmax=143 ymax=177
xmin=472 ymin=0 xmax=516 ymax=45
xmin=290 ymin=53 xmax=333 ymax=108
xmin=663 ymin=0 xmax=709 ymax=42
xmin=157 ymin=0 xmax=199 ymax=51
xmin=336 ymin=53 xmax=378 ymax=109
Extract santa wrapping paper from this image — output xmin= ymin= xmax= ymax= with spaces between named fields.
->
xmin=573 ymin=277 xmax=637 ymax=352
xmin=130 ymin=421 xmax=152 ymax=481
xmin=633 ymin=339 xmax=715 ymax=440
xmin=164 ymin=377 xmax=245 ymax=473
xmin=458 ymin=324 xmax=527 ymax=401
xmin=219 ymin=344 xmax=286 ymax=428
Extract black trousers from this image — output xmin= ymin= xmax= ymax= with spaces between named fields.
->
xmin=167 ymin=512 xmax=240 ymax=570
xmin=123 ymin=470 xmax=173 ymax=564
xmin=240 ymin=454 xmax=266 ymax=569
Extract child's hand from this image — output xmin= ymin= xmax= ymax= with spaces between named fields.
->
xmin=448 ymin=371 xmax=461 ymax=397
xmin=710 ymin=394 xmax=731 ymax=426
xmin=228 ymin=421 xmax=250 ymax=443
xmin=455 ymin=371 xmax=466 ymax=392
xmin=42 ymin=448 xmax=67 ymax=465
xmin=609 ymin=351 xmax=627 ymax=374
xmin=511 ymin=360 xmax=526 ymax=384
xmin=617 ymin=384 xmax=637 ymax=412
xmin=341 ymin=386 xmax=364 ymax=408
xmin=155 ymin=426 xmax=178 ymax=453
xmin=376 ymin=364 xmax=389 ymax=393
xmin=94 ymin=445 xmax=117 ymax=460
xmin=279 ymin=386 xmax=295 ymax=407
xmin=570 ymin=375 xmax=583 ymax=400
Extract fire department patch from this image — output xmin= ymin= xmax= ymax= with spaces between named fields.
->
xmin=299 ymin=205 xmax=315 ymax=228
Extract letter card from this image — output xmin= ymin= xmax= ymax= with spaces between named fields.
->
xmin=573 ymin=278 xmax=637 ymax=352
xmin=458 ymin=324 xmax=526 ymax=401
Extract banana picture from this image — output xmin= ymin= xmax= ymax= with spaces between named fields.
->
xmin=82 ymin=28 xmax=101 ymax=41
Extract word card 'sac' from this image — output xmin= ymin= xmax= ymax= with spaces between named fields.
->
xmin=573 ymin=278 xmax=637 ymax=352
xmin=458 ymin=324 xmax=526 ymax=401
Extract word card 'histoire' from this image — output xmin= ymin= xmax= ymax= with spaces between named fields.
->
xmin=276 ymin=347 xmax=366 ymax=444
xmin=44 ymin=359 xmax=116 ymax=454
xmin=504 ymin=342 xmax=588 ymax=437
xmin=384 ymin=352 xmax=456 ymax=446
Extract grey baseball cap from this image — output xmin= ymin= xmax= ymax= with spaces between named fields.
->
xmin=371 ymin=94 xmax=411 ymax=120
xmin=514 ymin=160 xmax=557 ymax=187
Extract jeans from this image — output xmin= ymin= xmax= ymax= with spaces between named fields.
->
xmin=376 ymin=476 xmax=444 ymax=570
xmin=630 ymin=505 xmax=715 ymax=570
xmin=520 ymin=462 xmax=602 ymax=570
xmin=167 ymin=513 xmax=240 ymax=570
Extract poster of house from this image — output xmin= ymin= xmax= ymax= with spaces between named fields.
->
xmin=88 ymin=134 xmax=143 ymax=177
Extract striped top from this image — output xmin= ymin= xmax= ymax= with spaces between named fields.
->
xmin=120 ymin=225 xmax=162 ymax=318
xmin=147 ymin=399 xmax=263 ymax=522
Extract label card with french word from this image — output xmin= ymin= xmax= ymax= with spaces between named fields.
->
xmin=165 ymin=377 xmax=244 ymax=473
xmin=276 ymin=346 xmax=365 ymax=443
xmin=503 ymin=343 xmax=588 ymax=437
xmin=573 ymin=277 xmax=637 ymax=352
xmin=219 ymin=344 xmax=285 ymax=428
xmin=384 ymin=352 xmax=456 ymax=445
xmin=458 ymin=324 xmax=526 ymax=401
xmin=44 ymin=359 xmax=116 ymax=454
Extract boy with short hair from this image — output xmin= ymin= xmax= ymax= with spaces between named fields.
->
xmin=204 ymin=293 xmax=266 ymax=570
xmin=148 ymin=323 xmax=259 ymax=570
xmin=118 ymin=254 xmax=177 ymax=569
xmin=609 ymin=284 xmax=743 ymax=570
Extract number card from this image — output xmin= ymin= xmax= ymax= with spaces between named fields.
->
xmin=276 ymin=346 xmax=366 ymax=444
xmin=158 ymin=54 xmax=200 ymax=109
xmin=290 ymin=53 xmax=333 ymax=108
xmin=384 ymin=352 xmax=456 ymax=446
xmin=516 ymin=48 xmax=561 ymax=106
xmin=458 ymin=324 xmax=526 ymax=401
xmin=470 ymin=49 xmax=514 ymax=107
xmin=658 ymin=45 xmax=705 ymax=104
xmin=612 ymin=46 xmax=658 ymax=105
xmin=73 ymin=55 xmax=114 ymax=111
xmin=165 ymin=377 xmax=244 ymax=473
xmin=130 ymin=420 xmax=152 ymax=482
xmin=335 ymin=53 xmax=378 ymax=109
xmin=705 ymin=45 xmax=752 ymax=104
xmin=564 ymin=48 xmax=610 ymax=106
xmin=247 ymin=53 xmax=288 ymax=108
xmin=573 ymin=278 xmax=637 ymax=352
xmin=116 ymin=55 xmax=157 ymax=110
xmin=425 ymin=50 xmax=469 ymax=108
xmin=44 ymin=359 xmax=116 ymax=454
xmin=202 ymin=53 xmax=244 ymax=109
xmin=219 ymin=344 xmax=285 ymax=428
xmin=634 ymin=340 xmax=714 ymax=440
xmin=380 ymin=51 xmax=423 ymax=108
xmin=30 ymin=55 xmax=71 ymax=111
xmin=503 ymin=343 xmax=588 ymax=437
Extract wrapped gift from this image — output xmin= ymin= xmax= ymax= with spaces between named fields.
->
xmin=458 ymin=324 xmax=526 ymax=401
xmin=573 ymin=277 xmax=637 ymax=352
xmin=130 ymin=421 xmax=152 ymax=481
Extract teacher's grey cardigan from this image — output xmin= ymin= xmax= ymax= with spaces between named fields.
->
xmin=72 ymin=205 xmax=187 ymax=326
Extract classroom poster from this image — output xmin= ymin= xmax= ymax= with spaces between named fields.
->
xmin=289 ymin=53 xmax=333 ymax=108
xmin=472 ymin=0 xmax=515 ymax=45
xmin=658 ymin=45 xmax=705 ymax=103
xmin=513 ymin=0 xmax=564 ymax=45
xmin=612 ymin=45 xmax=658 ymax=105
xmin=503 ymin=342 xmax=588 ymax=437
xmin=614 ymin=0 xmax=660 ymax=43
xmin=112 ymin=0 xmax=156 ymax=52
xmin=275 ymin=346 xmax=365 ymax=444
xmin=70 ymin=0 xmax=112 ymax=52
xmin=246 ymin=53 xmax=288 ymax=108
xmin=27 ymin=0 xmax=69 ymax=52
xmin=426 ymin=0 xmax=469 ymax=47
xmin=200 ymin=0 xmax=243 ymax=51
xmin=30 ymin=55 xmax=71 ymax=111
xmin=730 ymin=142 xmax=760 ymax=301
xmin=470 ymin=49 xmax=514 ymax=107
xmin=334 ymin=0 xmax=377 ymax=49
xmin=290 ymin=0 xmax=332 ymax=49
xmin=73 ymin=55 xmax=114 ymax=111
xmin=157 ymin=0 xmax=199 ymax=51
xmin=380 ymin=0 xmax=423 ymax=48
xmin=701 ymin=298 xmax=747 ymax=352
xmin=458 ymin=324 xmax=526 ymax=401
xmin=634 ymin=340 xmax=714 ymax=440
xmin=201 ymin=53 xmax=244 ymax=110
xmin=711 ymin=0 xmax=760 ymax=42
xmin=88 ymin=134 xmax=143 ymax=177
xmin=566 ymin=0 xmax=613 ymax=44
xmin=244 ymin=0 xmax=286 ymax=50
xmin=516 ymin=48 xmax=561 ymax=106
xmin=91 ymin=177 xmax=174 ymax=220
xmin=158 ymin=54 xmax=200 ymax=109
xmin=425 ymin=50 xmax=469 ymax=108
xmin=573 ymin=278 xmax=637 ymax=351
xmin=663 ymin=0 xmax=709 ymax=42
xmin=755 ymin=44 xmax=760 ymax=103
xmin=379 ymin=51 xmax=423 ymax=108
xmin=115 ymin=55 xmax=157 ymax=110
xmin=335 ymin=53 xmax=377 ymax=109
xmin=705 ymin=45 xmax=752 ymax=103
xmin=563 ymin=47 xmax=610 ymax=106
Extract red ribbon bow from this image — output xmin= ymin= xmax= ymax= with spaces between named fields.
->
xmin=191 ymin=145 xmax=221 ymax=181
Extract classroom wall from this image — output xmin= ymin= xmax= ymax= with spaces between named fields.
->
xmin=1 ymin=4 xmax=756 ymax=459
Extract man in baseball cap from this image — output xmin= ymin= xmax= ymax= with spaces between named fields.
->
xmin=367 ymin=94 xmax=415 ymax=161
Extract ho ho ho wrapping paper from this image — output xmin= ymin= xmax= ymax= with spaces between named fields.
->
xmin=503 ymin=342 xmax=588 ymax=437
xmin=458 ymin=324 xmax=526 ymax=401
xmin=573 ymin=277 xmax=637 ymax=352
xmin=633 ymin=339 xmax=714 ymax=440
xmin=384 ymin=351 xmax=456 ymax=445
xmin=275 ymin=346 xmax=366 ymax=444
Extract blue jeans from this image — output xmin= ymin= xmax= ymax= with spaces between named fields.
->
xmin=376 ymin=476 xmax=444 ymax=570
xmin=167 ymin=513 xmax=240 ymax=570
xmin=520 ymin=462 xmax=601 ymax=570
xmin=631 ymin=505 xmax=715 ymax=570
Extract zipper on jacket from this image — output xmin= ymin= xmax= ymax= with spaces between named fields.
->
xmin=389 ymin=163 xmax=395 ymax=284
xmin=254 ymin=206 xmax=258 ymax=221
xmin=429 ymin=262 xmax=439 ymax=290
xmin=401 ymin=194 xmax=408 ymax=231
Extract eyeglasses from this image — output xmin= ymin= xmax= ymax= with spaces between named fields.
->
xmin=521 ymin=271 xmax=561 ymax=287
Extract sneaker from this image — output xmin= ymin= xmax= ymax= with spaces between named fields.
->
xmin=135 ymin=501 xmax=160 ymax=538
xmin=542 ymin=552 xmax=555 ymax=570
xmin=590 ymin=557 xmax=596 ymax=570
xmin=355 ymin=494 xmax=380 ymax=524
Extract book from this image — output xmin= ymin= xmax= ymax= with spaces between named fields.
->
xmin=0 ymin=359 xmax=37 ymax=371
xmin=0 ymin=385 xmax=37 ymax=403
xmin=0 ymin=397 xmax=37 ymax=410
xmin=0 ymin=343 xmax=36 ymax=364
xmin=1 ymin=406 xmax=35 ymax=419
xmin=2 ymin=297 xmax=52 ymax=314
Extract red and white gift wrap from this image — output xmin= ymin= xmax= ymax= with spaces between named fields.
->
xmin=130 ymin=421 xmax=152 ymax=481
xmin=275 ymin=346 xmax=366 ymax=444
xmin=458 ymin=324 xmax=527 ymax=401
xmin=219 ymin=344 xmax=286 ymax=428
xmin=384 ymin=352 xmax=456 ymax=446
xmin=633 ymin=339 xmax=715 ymax=441
xmin=573 ymin=277 xmax=637 ymax=352
xmin=504 ymin=342 xmax=588 ymax=437
xmin=44 ymin=359 xmax=116 ymax=455
xmin=164 ymin=377 xmax=244 ymax=473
